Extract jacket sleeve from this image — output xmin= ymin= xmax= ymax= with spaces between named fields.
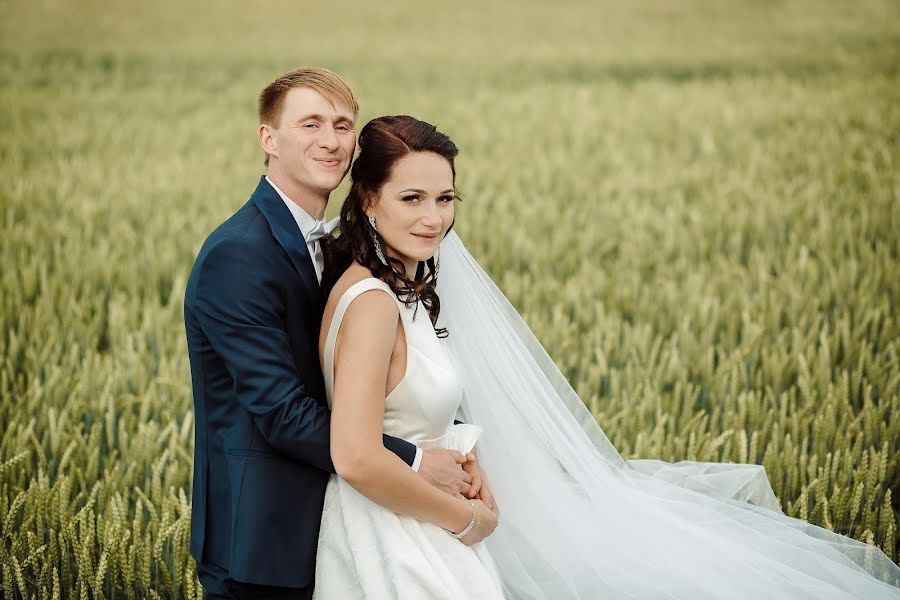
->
xmin=193 ymin=236 xmax=417 ymax=471
xmin=383 ymin=434 xmax=417 ymax=466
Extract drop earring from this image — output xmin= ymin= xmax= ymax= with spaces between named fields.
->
xmin=368 ymin=214 xmax=388 ymax=267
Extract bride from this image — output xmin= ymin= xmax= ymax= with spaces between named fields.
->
xmin=315 ymin=115 xmax=900 ymax=599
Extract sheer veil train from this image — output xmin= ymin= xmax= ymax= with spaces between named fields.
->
xmin=435 ymin=230 xmax=900 ymax=599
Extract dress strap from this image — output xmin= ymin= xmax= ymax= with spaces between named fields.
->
xmin=323 ymin=278 xmax=397 ymax=403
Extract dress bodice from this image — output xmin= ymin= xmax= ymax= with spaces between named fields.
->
xmin=323 ymin=278 xmax=465 ymax=445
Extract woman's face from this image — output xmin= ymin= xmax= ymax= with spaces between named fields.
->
xmin=367 ymin=151 xmax=456 ymax=275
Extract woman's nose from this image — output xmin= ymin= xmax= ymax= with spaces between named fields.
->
xmin=420 ymin=204 xmax=446 ymax=228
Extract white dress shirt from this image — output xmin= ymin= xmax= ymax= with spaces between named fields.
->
xmin=266 ymin=176 xmax=335 ymax=283
xmin=265 ymin=176 xmax=423 ymax=471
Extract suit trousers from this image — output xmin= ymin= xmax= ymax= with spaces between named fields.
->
xmin=197 ymin=562 xmax=313 ymax=600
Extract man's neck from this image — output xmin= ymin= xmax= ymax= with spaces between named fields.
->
xmin=266 ymin=170 xmax=328 ymax=220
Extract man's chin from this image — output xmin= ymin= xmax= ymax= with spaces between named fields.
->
xmin=315 ymin=178 xmax=346 ymax=197
xmin=321 ymin=177 xmax=344 ymax=194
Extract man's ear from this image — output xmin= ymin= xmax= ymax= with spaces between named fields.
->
xmin=258 ymin=123 xmax=277 ymax=161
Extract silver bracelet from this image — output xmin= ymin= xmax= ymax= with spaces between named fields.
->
xmin=445 ymin=499 xmax=477 ymax=539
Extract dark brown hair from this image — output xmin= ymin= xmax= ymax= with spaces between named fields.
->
xmin=322 ymin=115 xmax=459 ymax=337
xmin=257 ymin=67 xmax=359 ymax=166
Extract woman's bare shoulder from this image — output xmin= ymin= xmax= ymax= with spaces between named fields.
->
xmin=325 ymin=263 xmax=398 ymax=350
xmin=327 ymin=262 xmax=380 ymax=307
xmin=320 ymin=263 xmax=396 ymax=356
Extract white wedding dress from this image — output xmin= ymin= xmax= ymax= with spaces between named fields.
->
xmin=314 ymin=277 xmax=506 ymax=599
xmin=312 ymin=232 xmax=900 ymax=599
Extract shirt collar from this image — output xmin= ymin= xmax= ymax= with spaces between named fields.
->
xmin=265 ymin=175 xmax=322 ymax=240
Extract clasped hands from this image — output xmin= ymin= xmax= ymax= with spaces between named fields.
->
xmin=419 ymin=447 xmax=499 ymax=546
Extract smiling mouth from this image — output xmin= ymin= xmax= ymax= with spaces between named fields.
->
xmin=314 ymin=158 xmax=341 ymax=167
xmin=412 ymin=233 xmax=439 ymax=239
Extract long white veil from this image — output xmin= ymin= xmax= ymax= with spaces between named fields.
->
xmin=436 ymin=230 xmax=900 ymax=599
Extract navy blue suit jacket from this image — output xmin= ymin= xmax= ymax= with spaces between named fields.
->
xmin=184 ymin=177 xmax=417 ymax=588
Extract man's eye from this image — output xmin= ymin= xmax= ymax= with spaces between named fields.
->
xmin=304 ymin=123 xmax=318 ymax=128
xmin=336 ymin=125 xmax=350 ymax=131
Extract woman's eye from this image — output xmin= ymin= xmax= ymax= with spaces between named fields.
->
xmin=402 ymin=195 xmax=421 ymax=202
xmin=439 ymin=195 xmax=456 ymax=203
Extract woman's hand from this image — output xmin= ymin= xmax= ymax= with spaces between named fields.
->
xmin=462 ymin=450 xmax=496 ymax=510
xmin=459 ymin=498 xmax=499 ymax=546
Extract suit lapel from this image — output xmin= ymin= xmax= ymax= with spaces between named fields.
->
xmin=249 ymin=176 xmax=322 ymax=306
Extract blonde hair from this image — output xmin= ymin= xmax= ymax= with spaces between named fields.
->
xmin=258 ymin=67 xmax=359 ymax=165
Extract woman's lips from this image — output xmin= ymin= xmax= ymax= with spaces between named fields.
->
xmin=412 ymin=233 xmax=439 ymax=240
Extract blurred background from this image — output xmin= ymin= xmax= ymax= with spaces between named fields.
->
xmin=1 ymin=0 xmax=899 ymax=596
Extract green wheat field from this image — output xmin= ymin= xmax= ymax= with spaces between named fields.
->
xmin=2 ymin=0 xmax=899 ymax=596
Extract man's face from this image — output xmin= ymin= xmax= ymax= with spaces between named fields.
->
xmin=266 ymin=86 xmax=356 ymax=200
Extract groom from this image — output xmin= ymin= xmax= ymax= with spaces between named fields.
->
xmin=183 ymin=67 xmax=491 ymax=599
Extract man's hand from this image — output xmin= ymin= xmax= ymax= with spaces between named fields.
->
xmin=418 ymin=448 xmax=472 ymax=497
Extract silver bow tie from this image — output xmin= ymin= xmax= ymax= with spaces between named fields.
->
xmin=306 ymin=217 xmax=340 ymax=243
